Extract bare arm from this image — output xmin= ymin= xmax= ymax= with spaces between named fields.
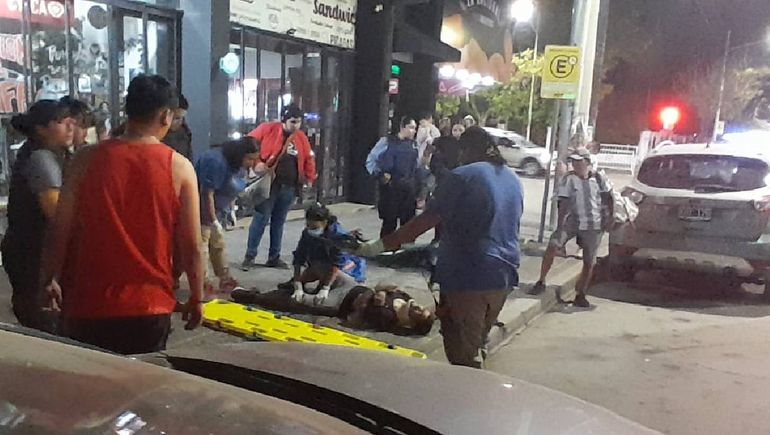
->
xmin=381 ymin=211 xmax=442 ymax=251
xmin=37 ymin=189 xmax=60 ymax=220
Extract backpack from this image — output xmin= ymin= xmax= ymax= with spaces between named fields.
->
xmin=595 ymin=171 xmax=639 ymax=229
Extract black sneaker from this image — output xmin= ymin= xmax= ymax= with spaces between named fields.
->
xmin=573 ymin=294 xmax=591 ymax=308
xmin=265 ymin=257 xmax=290 ymax=269
xmin=241 ymin=257 xmax=256 ymax=271
xmin=527 ymin=280 xmax=546 ymax=295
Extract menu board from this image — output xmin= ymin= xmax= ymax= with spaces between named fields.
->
xmin=230 ymin=0 xmax=356 ymax=49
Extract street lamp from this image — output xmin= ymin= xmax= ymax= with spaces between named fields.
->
xmin=510 ymin=0 xmax=539 ymax=140
xmin=510 ymin=0 xmax=535 ymax=23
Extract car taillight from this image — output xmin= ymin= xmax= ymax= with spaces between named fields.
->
xmin=622 ymin=187 xmax=645 ymax=205
xmin=753 ymin=196 xmax=770 ymax=212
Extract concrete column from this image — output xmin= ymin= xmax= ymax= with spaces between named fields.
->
xmin=180 ymin=0 xmax=230 ymax=156
xmin=349 ymin=0 xmax=395 ymax=204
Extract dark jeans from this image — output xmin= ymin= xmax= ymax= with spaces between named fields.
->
xmin=63 ymin=314 xmax=172 ymax=355
xmin=378 ymin=179 xmax=416 ymax=237
xmin=246 ymin=183 xmax=296 ymax=260
xmin=3 ymin=243 xmax=58 ymax=334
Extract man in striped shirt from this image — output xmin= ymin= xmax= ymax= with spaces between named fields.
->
xmin=529 ymin=148 xmax=612 ymax=307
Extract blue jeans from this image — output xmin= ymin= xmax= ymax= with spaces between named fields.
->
xmin=246 ymin=184 xmax=296 ymax=260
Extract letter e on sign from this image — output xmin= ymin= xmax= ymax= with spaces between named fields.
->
xmin=541 ymin=45 xmax=580 ymax=100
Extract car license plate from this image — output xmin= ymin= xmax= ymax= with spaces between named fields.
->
xmin=678 ymin=205 xmax=712 ymax=222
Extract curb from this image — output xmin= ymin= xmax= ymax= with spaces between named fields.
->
xmin=486 ymin=260 xmax=582 ymax=357
xmin=422 ymin=258 xmax=583 ymax=361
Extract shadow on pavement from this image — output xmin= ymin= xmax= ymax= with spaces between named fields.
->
xmin=590 ymin=259 xmax=770 ymax=318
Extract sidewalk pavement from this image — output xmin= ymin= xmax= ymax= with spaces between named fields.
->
xmin=0 ymin=202 xmax=590 ymax=361
xmin=167 ymin=204 xmax=592 ymax=362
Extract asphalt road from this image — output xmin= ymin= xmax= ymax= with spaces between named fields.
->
xmin=487 ymin=270 xmax=770 ymax=435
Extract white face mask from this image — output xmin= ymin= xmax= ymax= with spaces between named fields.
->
xmin=307 ymin=228 xmax=324 ymax=237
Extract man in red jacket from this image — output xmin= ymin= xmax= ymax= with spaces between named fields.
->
xmin=242 ymin=104 xmax=317 ymax=269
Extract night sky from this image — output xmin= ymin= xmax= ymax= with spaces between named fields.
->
xmin=598 ymin=0 xmax=770 ymax=143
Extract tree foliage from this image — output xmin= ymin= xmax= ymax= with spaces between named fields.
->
xmin=673 ymin=61 xmax=770 ymax=136
xmin=435 ymin=95 xmax=461 ymax=119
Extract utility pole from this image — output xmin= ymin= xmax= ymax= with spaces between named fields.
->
xmin=525 ymin=13 xmax=540 ymax=141
xmin=713 ymin=30 xmax=732 ymax=142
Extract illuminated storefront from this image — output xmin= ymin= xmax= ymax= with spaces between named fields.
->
xmin=0 ymin=0 xmax=181 ymax=192
xmin=226 ymin=0 xmax=356 ymax=203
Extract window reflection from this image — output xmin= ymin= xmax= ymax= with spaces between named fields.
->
xmin=72 ymin=1 xmax=110 ymax=109
xmin=29 ymin=0 xmax=70 ymax=101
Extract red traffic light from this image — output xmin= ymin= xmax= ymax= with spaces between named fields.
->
xmin=660 ymin=106 xmax=681 ymax=129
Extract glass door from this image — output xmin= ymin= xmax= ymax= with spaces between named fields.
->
xmin=109 ymin=8 xmax=177 ymax=128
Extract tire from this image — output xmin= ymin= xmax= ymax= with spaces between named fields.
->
xmin=521 ymin=159 xmax=542 ymax=177
xmin=763 ymin=270 xmax=770 ymax=300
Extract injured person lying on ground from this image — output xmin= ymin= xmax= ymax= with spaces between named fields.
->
xmin=231 ymin=284 xmax=436 ymax=336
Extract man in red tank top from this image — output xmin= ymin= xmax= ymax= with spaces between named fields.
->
xmin=40 ymin=75 xmax=204 ymax=354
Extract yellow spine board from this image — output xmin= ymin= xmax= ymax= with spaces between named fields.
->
xmin=203 ymin=299 xmax=426 ymax=359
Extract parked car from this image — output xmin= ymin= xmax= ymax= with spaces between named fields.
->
xmin=483 ymin=127 xmax=553 ymax=177
xmin=0 ymin=324 xmax=658 ymax=434
xmin=609 ymin=142 xmax=770 ymax=294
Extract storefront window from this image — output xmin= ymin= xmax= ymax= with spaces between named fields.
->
xmin=259 ymin=37 xmax=282 ymax=123
xmin=147 ymin=17 xmax=173 ymax=79
xmin=284 ymin=42 xmax=303 ymax=110
xmin=242 ymin=31 xmax=257 ymax=132
xmin=225 ymin=28 xmax=353 ymax=201
xmin=28 ymin=0 xmax=70 ymax=101
xmin=118 ymin=14 xmax=144 ymax=119
xmin=72 ymin=1 xmax=110 ymax=109
xmin=227 ymin=29 xmax=243 ymax=137
xmin=0 ymin=7 xmax=26 ymax=114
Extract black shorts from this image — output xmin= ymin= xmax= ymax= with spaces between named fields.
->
xmin=63 ymin=314 xmax=172 ymax=355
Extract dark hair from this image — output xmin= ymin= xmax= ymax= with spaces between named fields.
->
xmin=418 ymin=111 xmax=433 ymax=122
xmin=400 ymin=116 xmax=416 ymax=129
xmin=410 ymin=311 xmax=436 ymax=335
xmin=178 ymin=93 xmax=189 ymax=110
xmin=60 ymin=96 xmax=95 ymax=127
xmin=458 ymin=125 xmax=506 ymax=166
xmin=125 ymin=74 xmax=179 ymax=122
xmin=337 ymin=286 xmax=374 ymax=320
xmin=281 ymin=103 xmax=303 ymax=121
xmin=221 ymin=136 xmax=259 ymax=170
xmin=10 ymin=100 xmax=69 ymax=138
xmin=305 ymin=203 xmax=337 ymax=225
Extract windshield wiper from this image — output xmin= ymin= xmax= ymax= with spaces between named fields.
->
xmin=692 ymin=184 xmax=739 ymax=193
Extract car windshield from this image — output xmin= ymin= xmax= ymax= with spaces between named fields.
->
xmin=637 ymin=154 xmax=769 ymax=191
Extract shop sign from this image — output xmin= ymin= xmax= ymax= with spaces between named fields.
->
xmin=0 ymin=33 xmax=24 ymax=65
xmin=230 ymin=0 xmax=356 ymax=49
xmin=0 ymin=0 xmax=68 ymax=26
xmin=388 ymin=78 xmax=399 ymax=95
xmin=541 ymin=45 xmax=581 ymax=100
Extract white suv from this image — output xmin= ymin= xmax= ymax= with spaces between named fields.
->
xmin=483 ymin=127 xmax=553 ymax=177
xmin=609 ymin=142 xmax=770 ymax=294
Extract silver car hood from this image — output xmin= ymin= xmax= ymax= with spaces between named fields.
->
xmin=164 ymin=342 xmax=659 ymax=435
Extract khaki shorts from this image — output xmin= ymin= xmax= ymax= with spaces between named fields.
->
xmin=549 ymin=226 xmax=603 ymax=265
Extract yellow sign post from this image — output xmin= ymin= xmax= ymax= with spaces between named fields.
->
xmin=541 ymin=45 xmax=581 ymax=100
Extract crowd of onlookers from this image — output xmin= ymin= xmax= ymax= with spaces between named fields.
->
xmin=3 ymin=73 xmax=611 ymax=370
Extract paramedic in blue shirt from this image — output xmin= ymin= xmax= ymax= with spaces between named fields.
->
xmin=355 ymin=126 xmax=523 ymax=368
xmin=193 ymin=137 xmax=260 ymax=295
